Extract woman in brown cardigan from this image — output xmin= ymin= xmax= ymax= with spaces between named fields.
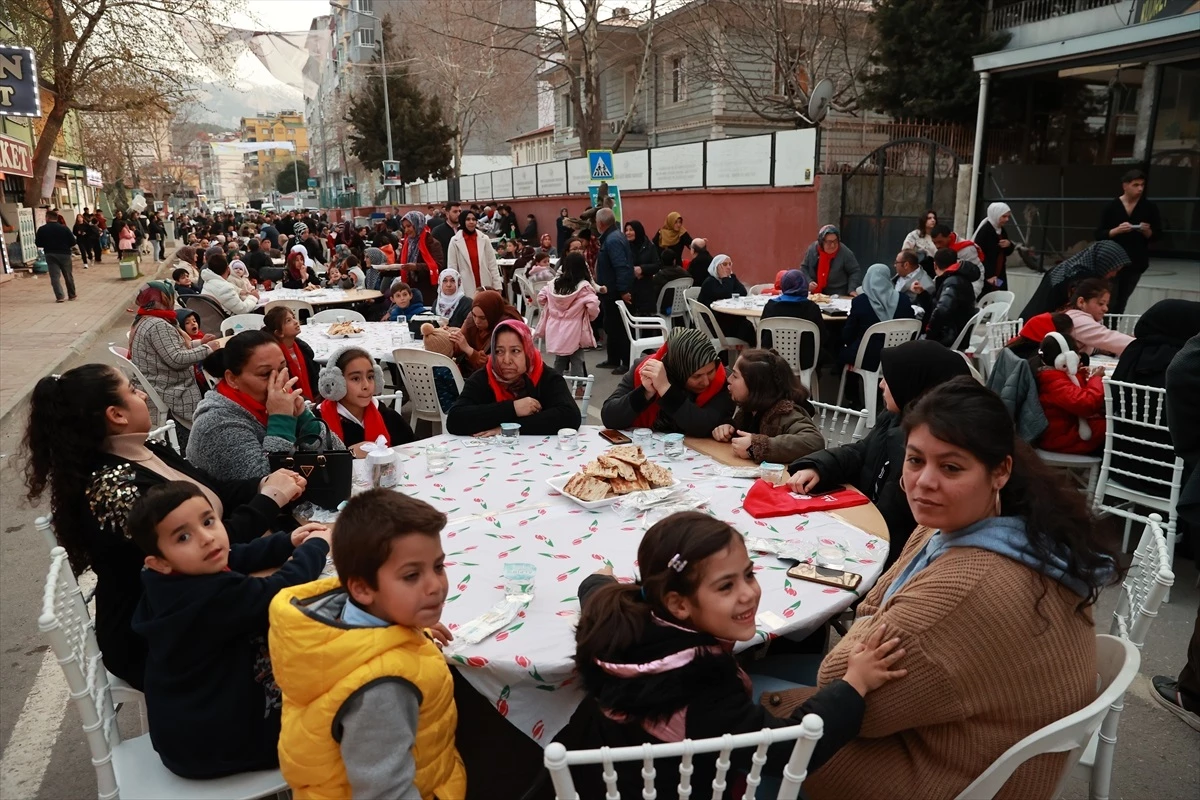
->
xmin=767 ymin=378 xmax=1119 ymax=799
xmin=449 ymin=289 xmax=523 ymax=376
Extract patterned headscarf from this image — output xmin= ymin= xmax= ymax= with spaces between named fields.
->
xmin=1048 ymin=241 xmax=1129 ymax=288
xmin=661 ymin=327 xmax=718 ymax=386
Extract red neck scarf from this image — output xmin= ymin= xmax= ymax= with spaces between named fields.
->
xmin=815 ymin=244 xmax=838 ymax=293
xmin=462 ymin=230 xmax=482 ymax=287
xmin=137 ymin=308 xmax=179 ymax=323
xmin=402 ymin=230 xmax=441 ymax=285
xmin=281 ymin=340 xmax=314 ymax=401
xmin=319 ymin=399 xmax=389 ymax=446
xmin=486 ymin=321 xmax=544 ymax=402
xmin=631 ymin=344 xmax=727 ymax=428
xmin=949 ymin=234 xmax=977 ymax=253
xmin=215 ymin=380 xmax=269 ymax=425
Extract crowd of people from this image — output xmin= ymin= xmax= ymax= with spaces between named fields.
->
xmin=17 ymin=174 xmax=1199 ymax=798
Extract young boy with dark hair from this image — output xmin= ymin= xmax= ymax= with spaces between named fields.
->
xmin=385 ymin=281 xmax=426 ymax=321
xmin=269 ymin=489 xmax=467 ymax=799
xmin=127 ymin=481 xmax=331 ymax=779
xmin=172 ymin=267 xmax=200 ymax=294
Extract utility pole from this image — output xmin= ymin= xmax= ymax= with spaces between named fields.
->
xmin=354 ymin=6 xmax=394 ymax=206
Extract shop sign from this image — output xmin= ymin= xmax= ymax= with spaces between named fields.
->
xmin=0 ymin=46 xmax=41 ymax=118
xmin=0 ymin=133 xmax=34 ymax=177
xmin=87 ymin=168 xmax=103 ymax=187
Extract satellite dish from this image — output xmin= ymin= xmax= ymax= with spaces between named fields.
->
xmin=807 ymin=79 xmax=834 ymax=124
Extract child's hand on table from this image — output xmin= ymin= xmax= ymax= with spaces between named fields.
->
xmin=843 ymin=623 xmax=907 ymax=697
xmin=427 ymin=622 xmax=454 ymax=649
xmin=730 ymin=430 xmax=754 ymax=458
xmin=291 ymin=523 xmax=331 ymax=547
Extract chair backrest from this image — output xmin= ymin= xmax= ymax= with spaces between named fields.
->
xmin=39 ymin=547 xmax=122 ymax=800
xmin=544 ymin=714 xmax=824 ymax=800
xmin=683 ymin=286 xmax=702 ymax=325
xmin=985 ymin=319 xmax=1022 ymax=357
xmin=950 ymin=309 xmax=985 ymax=352
xmin=263 ymin=299 xmax=315 ymax=324
xmin=615 ymin=299 xmax=664 ymax=342
xmin=220 ymin=313 xmax=266 ymax=336
xmin=656 ymin=277 xmax=694 ymax=326
xmin=562 ymin=374 xmax=596 ymax=419
xmin=108 ymin=345 xmax=170 ymax=420
xmin=1103 ymin=313 xmax=1139 ymax=336
xmin=309 ymin=308 xmax=366 ymax=325
xmin=1097 ymin=377 xmax=1185 ymax=504
xmin=376 ymin=391 xmax=403 ymax=410
xmin=851 ymin=318 xmax=922 ymax=370
xmin=757 ymin=317 xmax=821 ymax=390
xmin=810 ymin=401 xmax=868 ymax=448
xmin=392 ymin=349 xmax=464 ymax=431
xmin=1110 ymin=513 xmax=1174 ymax=647
xmin=979 ymin=290 xmax=1015 ymax=310
xmin=180 ymin=293 xmax=231 ymax=333
xmin=954 ymin=635 xmax=1140 ymax=800
xmin=688 ymin=298 xmax=731 ymax=350
xmin=748 ymin=283 xmax=773 ymax=296
xmin=147 ymin=419 xmax=180 ymax=454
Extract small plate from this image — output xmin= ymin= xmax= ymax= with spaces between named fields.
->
xmin=546 ymin=471 xmax=676 ymax=510
xmin=324 ymin=328 xmax=366 ymax=339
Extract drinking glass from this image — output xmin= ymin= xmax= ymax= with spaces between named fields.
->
xmin=426 ymin=442 xmax=451 ymax=474
xmin=500 ymin=422 xmax=521 ymax=448
xmin=760 ymin=462 xmax=785 ymax=485
xmin=558 ymin=428 xmax=579 ymax=451
xmin=631 ymin=427 xmax=652 ymax=447
xmin=815 ymin=545 xmax=845 ymax=571
xmin=662 ymin=433 xmax=685 ymax=459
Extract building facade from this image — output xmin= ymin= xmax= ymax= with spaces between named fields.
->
xmin=509 ymin=125 xmax=556 ymax=166
xmin=238 ymin=111 xmax=308 ymax=195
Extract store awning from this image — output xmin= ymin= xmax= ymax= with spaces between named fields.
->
xmin=973 ymin=13 xmax=1200 ymax=76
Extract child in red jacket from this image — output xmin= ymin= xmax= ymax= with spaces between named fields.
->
xmin=1034 ymin=330 xmax=1106 ymax=454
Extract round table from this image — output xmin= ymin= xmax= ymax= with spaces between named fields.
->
xmin=712 ymin=295 xmax=852 ymax=323
xmin=258 ymin=287 xmax=382 ymax=307
xmin=297 ymin=321 xmax=422 ymax=364
xmin=374 ymin=426 xmax=890 ymax=746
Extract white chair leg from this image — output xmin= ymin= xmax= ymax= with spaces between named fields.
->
xmin=836 ymin=367 xmax=849 ymax=406
xmin=1121 ymin=517 xmax=1133 ymax=553
xmin=1164 ymin=516 xmax=1177 ymax=604
xmin=863 ymin=374 xmax=878 ymax=429
xmin=1084 ymin=464 xmax=1099 ymax=499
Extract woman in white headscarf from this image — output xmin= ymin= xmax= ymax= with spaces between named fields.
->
xmin=839 ymin=263 xmax=915 ymax=366
xmin=697 ymin=254 xmax=755 ymax=343
xmin=434 ymin=269 xmax=473 ymax=327
xmin=972 ymin=202 xmax=1015 ymax=293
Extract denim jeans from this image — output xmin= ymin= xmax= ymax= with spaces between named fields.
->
xmin=45 ymin=252 xmax=76 ymax=300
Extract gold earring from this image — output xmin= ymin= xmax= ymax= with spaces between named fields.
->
xmin=994 ymin=488 xmax=1002 ymax=516
xmin=899 ymin=474 xmax=907 ymax=493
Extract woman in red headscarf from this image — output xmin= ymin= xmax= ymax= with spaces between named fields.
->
xmin=449 ymin=289 xmax=524 ymax=374
xmin=446 ymin=319 xmax=581 ymax=436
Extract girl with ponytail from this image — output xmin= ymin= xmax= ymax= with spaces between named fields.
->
xmin=565 ymin=511 xmax=906 ymax=798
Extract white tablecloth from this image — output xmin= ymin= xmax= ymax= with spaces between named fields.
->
xmin=377 ymin=426 xmax=888 ymax=745
xmin=258 ymin=287 xmax=374 ymax=307
xmin=712 ymin=296 xmax=852 ymax=317
xmin=298 ymin=321 xmax=420 ymax=363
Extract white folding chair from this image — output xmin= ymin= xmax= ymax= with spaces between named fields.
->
xmin=810 ymin=401 xmax=868 ymax=448
xmin=562 ymin=374 xmax=596 ymax=419
xmin=982 ymin=318 xmax=1022 ymax=378
xmin=376 ymin=391 xmax=403 ymax=410
xmin=758 ymin=317 xmax=822 ymax=400
xmin=40 ymin=546 xmax=286 ymax=799
xmin=688 ymin=298 xmax=751 ymax=362
xmin=220 ymin=314 xmax=266 ymax=335
xmin=392 ymin=349 xmax=464 ymax=434
xmin=1036 ymin=449 xmax=1102 ymax=498
xmin=147 ymin=420 xmax=179 ymax=454
xmin=955 ymin=635 xmax=1139 ymax=800
xmin=1069 ymin=514 xmax=1173 ymax=800
xmin=108 ymin=346 xmax=180 ymax=449
xmin=309 ymin=308 xmax=366 ymax=325
xmin=835 ymin=319 xmax=921 ymax=428
xmin=748 ymin=283 xmax=774 ymax=296
xmin=978 ymin=290 xmax=1015 ymax=310
xmin=544 ymin=714 xmax=824 ymax=800
xmin=617 ymin=300 xmax=669 ymax=369
xmin=655 ymin=276 xmax=694 ymax=331
xmin=263 ymin=298 xmax=315 ymax=324
xmin=1102 ymin=314 xmax=1139 ymax=336
xmin=1093 ymin=377 xmax=1185 ymax=598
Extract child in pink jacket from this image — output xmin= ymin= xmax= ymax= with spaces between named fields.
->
xmin=1065 ymin=278 xmax=1133 ymax=357
xmin=536 ymin=252 xmax=599 ymax=379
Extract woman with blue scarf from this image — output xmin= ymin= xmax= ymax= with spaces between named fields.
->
xmin=760 ymin=268 xmax=829 ymax=368
xmin=773 ymin=377 xmax=1119 ymax=800
xmin=839 ymin=263 xmax=915 ymax=367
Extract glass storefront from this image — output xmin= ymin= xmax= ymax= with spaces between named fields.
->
xmin=1148 ymin=59 xmax=1199 ymax=256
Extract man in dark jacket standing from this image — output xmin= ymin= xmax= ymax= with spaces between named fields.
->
xmin=35 ymin=214 xmax=78 ymax=302
xmin=595 ymin=207 xmax=634 ymax=373
xmin=431 ymin=202 xmax=460 ymax=258
xmin=1096 ymin=168 xmax=1162 ymax=315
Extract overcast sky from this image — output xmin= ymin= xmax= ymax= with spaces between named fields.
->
xmin=237 ymin=0 xmax=332 ymax=33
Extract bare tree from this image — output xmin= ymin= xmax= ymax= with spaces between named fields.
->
xmin=7 ymin=0 xmax=239 ymax=202
xmin=688 ymin=0 xmax=875 ymax=125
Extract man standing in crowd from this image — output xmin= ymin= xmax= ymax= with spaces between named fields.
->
xmin=594 ymin=207 xmax=634 ymax=374
xmin=35 ymin=213 xmax=78 ymax=303
xmin=1097 ymin=168 xmax=1161 ymax=314
xmin=432 ymin=202 xmax=461 ymax=257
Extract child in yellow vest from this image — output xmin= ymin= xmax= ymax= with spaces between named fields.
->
xmin=269 ymin=489 xmax=467 ymax=800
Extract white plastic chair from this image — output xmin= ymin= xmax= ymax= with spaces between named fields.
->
xmin=1069 ymin=514 xmax=1173 ymax=800
xmin=953 ymin=302 xmax=1011 ymax=354
xmin=617 ymin=300 xmax=670 ymax=369
xmin=263 ymin=298 xmax=315 ymax=324
xmin=108 ymin=346 xmax=180 ymax=450
xmin=748 ymin=283 xmax=774 ymax=296
xmin=309 ymin=308 xmax=366 ymax=325
xmin=758 ymin=317 xmax=821 ymax=400
xmin=688 ymin=298 xmax=751 ymax=362
xmin=978 ymin=290 xmax=1015 ymax=310
xmin=956 ymin=635 xmax=1139 ymax=800
xmin=147 ymin=419 xmax=179 ymax=454
xmin=40 ymin=546 xmax=286 ymax=800
xmin=179 ymin=293 xmax=230 ymax=333
xmin=810 ymin=401 xmax=868 ymax=448
xmin=220 ymin=313 xmax=265 ymax=335
xmin=1093 ymin=377 xmax=1185 ymax=597
xmin=544 ymin=714 xmax=825 ymax=800
xmin=835 ymin=319 xmax=921 ymax=428
xmin=515 ymin=272 xmax=544 ymax=333
xmin=392 ymin=349 xmax=464 ymax=434
xmin=562 ymin=374 xmax=596 ymax=419
xmin=981 ymin=318 xmax=1022 ymax=378
xmin=1102 ymin=314 xmax=1139 ymax=336
xmin=655 ymin=276 xmax=694 ymax=331
xmin=683 ymin=286 xmax=702 ymax=326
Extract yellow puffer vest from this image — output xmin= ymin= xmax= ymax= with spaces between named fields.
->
xmin=268 ymin=577 xmax=467 ymax=800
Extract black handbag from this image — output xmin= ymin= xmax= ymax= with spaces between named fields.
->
xmin=267 ymin=419 xmax=353 ymax=510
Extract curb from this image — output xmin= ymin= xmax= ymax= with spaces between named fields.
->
xmin=0 ymin=261 xmax=172 ymax=427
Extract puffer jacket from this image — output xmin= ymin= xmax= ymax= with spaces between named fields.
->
xmin=1035 ymin=367 xmax=1105 ymax=455
xmin=921 ymin=261 xmax=981 ymax=347
xmin=732 ymin=398 xmax=824 ymax=465
xmin=200 ymin=268 xmax=258 ymax=314
xmin=536 ymin=281 xmax=600 ymax=356
xmin=986 ymin=349 xmax=1049 ymax=443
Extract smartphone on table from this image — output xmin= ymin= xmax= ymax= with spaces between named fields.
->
xmin=787 ymin=563 xmax=863 ymax=592
xmin=599 ymin=429 xmax=633 ymax=445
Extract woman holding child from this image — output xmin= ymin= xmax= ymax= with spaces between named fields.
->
xmin=21 ymin=363 xmax=309 ymax=690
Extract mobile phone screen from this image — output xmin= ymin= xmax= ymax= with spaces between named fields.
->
xmin=786 ymin=563 xmax=863 ymax=592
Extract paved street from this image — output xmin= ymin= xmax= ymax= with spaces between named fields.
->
xmin=0 ymin=284 xmax=1196 ymax=797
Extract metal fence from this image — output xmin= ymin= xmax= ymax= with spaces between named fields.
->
xmin=984 ymin=0 xmax=1128 ymax=34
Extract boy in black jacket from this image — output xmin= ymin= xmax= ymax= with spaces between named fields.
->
xmin=128 ymin=481 xmax=331 ymax=779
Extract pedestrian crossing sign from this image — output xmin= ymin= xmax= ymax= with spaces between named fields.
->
xmin=587 ymin=150 xmax=614 ymax=181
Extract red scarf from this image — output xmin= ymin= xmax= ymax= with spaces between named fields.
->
xmin=401 ymin=230 xmax=441 ymax=285
xmin=486 ymin=321 xmax=544 ymax=402
xmin=137 ymin=308 xmax=179 ymax=323
xmin=319 ymin=399 xmax=389 ymax=446
xmin=949 ymin=233 xmax=977 ymax=254
xmin=215 ymin=379 xmax=269 ymax=425
xmin=631 ymin=344 xmax=727 ymax=428
xmin=462 ymin=230 xmax=482 ymax=287
xmin=381 ymin=243 xmax=397 ymax=264
xmin=815 ymin=244 xmax=838 ymax=293
xmin=281 ymin=340 xmax=314 ymax=401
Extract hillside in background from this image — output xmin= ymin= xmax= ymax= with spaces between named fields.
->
xmin=191 ymin=81 xmax=306 ymax=127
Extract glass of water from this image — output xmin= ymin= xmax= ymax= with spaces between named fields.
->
xmin=558 ymin=428 xmax=579 ymax=451
xmin=426 ymin=442 xmax=451 ymax=474
xmin=815 ymin=545 xmax=845 ymax=571
xmin=500 ymin=422 xmax=521 ymax=448
xmin=662 ymin=433 xmax=685 ymax=459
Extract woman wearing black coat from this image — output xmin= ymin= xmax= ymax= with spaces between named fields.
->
xmin=698 ymin=254 xmax=755 ymax=344
xmin=625 ymin=220 xmax=664 ymax=315
xmin=786 ymin=341 xmax=972 ymax=561
xmin=972 ymin=202 xmax=1014 ymax=294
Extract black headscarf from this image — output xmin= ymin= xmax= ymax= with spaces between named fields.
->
xmin=662 ymin=328 xmax=718 ymax=387
xmin=880 ymin=340 xmax=973 ymax=413
xmin=626 ymin=220 xmax=649 ymax=251
xmin=1113 ymin=299 xmax=1200 ymax=383
xmin=1020 ymin=241 xmax=1132 ymax=320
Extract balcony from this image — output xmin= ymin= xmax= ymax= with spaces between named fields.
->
xmin=985 ymin=0 xmax=1130 ymax=34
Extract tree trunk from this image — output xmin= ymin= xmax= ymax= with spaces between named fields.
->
xmin=26 ymin=98 xmax=70 ymax=203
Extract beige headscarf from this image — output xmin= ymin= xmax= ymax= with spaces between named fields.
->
xmin=657 ymin=212 xmax=685 ymax=248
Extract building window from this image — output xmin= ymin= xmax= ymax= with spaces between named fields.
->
xmin=357 ymin=28 xmax=376 ymax=48
xmin=353 ymin=0 xmax=373 ymax=12
xmin=668 ymin=54 xmax=687 ymax=104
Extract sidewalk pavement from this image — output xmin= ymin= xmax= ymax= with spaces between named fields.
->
xmin=0 ymin=255 xmax=167 ymax=422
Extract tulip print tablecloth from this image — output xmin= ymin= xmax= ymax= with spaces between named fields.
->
xmin=381 ymin=426 xmax=889 ymax=746
xmin=297 ymin=322 xmax=420 ymax=364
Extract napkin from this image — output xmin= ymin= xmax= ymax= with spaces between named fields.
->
xmin=742 ymin=480 xmax=869 ymax=519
